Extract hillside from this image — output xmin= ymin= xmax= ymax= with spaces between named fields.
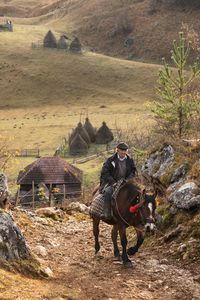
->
xmin=1 ymin=0 xmax=200 ymax=63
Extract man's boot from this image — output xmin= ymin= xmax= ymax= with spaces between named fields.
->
xmin=101 ymin=198 xmax=111 ymax=221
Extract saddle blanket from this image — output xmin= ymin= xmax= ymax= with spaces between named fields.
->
xmin=89 ymin=179 xmax=125 ymax=218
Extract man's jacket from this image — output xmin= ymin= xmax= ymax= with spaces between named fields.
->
xmin=99 ymin=153 xmax=136 ymax=192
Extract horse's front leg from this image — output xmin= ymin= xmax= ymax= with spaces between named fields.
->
xmin=93 ymin=217 xmax=101 ymax=255
xmin=111 ymin=224 xmax=121 ymax=261
xmin=127 ymin=228 xmax=144 ymax=256
xmin=119 ymin=226 xmax=132 ymax=268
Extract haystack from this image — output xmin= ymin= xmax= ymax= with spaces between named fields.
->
xmin=69 ymin=122 xmax=91 ymax=145
xmin=84 ymin=117 xmax=96 ymax=142
xmin=69 ymin=37 xmax=82 ymax=52
xmin=69 ymin=133 xmax=88 ymax=155
xmin=95 ymin=122 xmax=114 ymax=144
xmin=43 ymin=30 xmax=57 ymax=48
xmin=57 ymin=35 xmax=68 ymax=49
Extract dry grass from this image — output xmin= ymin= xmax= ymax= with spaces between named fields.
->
xmin=0 ymin=1 xmax=163 ymax=194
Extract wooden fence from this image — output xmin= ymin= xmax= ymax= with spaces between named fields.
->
xmin=15 ymin=183 xmax=82 ymax=209
xmin=4 ymin=149 xmax=40 ymax=158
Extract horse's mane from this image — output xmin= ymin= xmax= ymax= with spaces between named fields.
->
xmin=121 ymin=178 xmax=145 ymax=193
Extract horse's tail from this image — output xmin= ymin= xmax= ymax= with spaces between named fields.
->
xmin=92 ymin=184 xmax=100 ymax=197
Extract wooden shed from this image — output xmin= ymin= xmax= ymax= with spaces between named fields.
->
xmin=16 ymin=157 xmax=83 ymax=206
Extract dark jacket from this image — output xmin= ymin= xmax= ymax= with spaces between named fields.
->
xmin=99 ymin=153 xmax=136 ymax=191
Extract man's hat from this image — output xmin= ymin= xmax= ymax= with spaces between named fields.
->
xmin=117 ymin=142 xmax=128 ymax=150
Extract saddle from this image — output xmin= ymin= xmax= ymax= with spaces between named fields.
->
xmin=89 ymin=179 xmax=125 ymax=218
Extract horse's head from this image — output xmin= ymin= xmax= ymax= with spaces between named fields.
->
xmin=142 ymin=192 xmax=156 ymax=233
xmin=129 ymin=191 xmax=156 ymax=233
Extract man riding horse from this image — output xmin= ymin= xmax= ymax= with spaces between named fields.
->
xmin=100 ymin=142 xmax=136 ymax=221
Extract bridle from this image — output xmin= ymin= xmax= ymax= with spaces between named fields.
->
xmin=115 ymin=192 xmax=155 ymax=229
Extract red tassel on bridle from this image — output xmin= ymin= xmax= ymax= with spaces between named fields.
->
xmin=129 ymin=203 xmax=140 ymax=216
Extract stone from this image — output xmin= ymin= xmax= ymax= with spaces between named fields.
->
xmin=36 ymin=207 xmax=57 ymax=217
xmin=124 ymin=38 xmax=134 ymax=47
xmin=34 ymin=245 xmax=47 ymax=257
xmin=171 ymin=163 xmax=189 ymax=183
xmin=0 ymin=172 xmax=11 ymax=208
xmin=142 ymin=145 xmax=175 ymax=180
xmin=167 ymin=182 xmax=200 ymax=209
xmin=0 ymin=211 xmax=30 ymax=260
xmin=67 ymin=202 xmax=89 ymax=214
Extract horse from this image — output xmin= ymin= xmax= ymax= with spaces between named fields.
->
xmin=90 ymin=179 xmax=156 ymax=268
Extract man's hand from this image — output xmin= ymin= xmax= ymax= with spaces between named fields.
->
xmin=112 ymin=183 xmax=117 ymax=187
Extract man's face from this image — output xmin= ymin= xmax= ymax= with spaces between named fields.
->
xmin=117 ymin=148 xmax=127 ymax=159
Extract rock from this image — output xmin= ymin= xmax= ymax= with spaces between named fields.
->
xmin=124 ymin=38 xmax=134 ymax=47
xmin=0 ymin=172 xmax=11 ymax=208
xmin=142 ymin=145 xmax=175 ymax=180
xmin=169 ymin=206 xmax=177 ymax=215
xmin=67 ymin=202 xmax=89 ymax=214
xmin=36 ymin=207 xmax=57 ymax=217
xmin=171 ymin=163 xmax=189 ymax=183
xmin=154 ymin=21 xmax=159 ymax=27
xmin=0 ymin=211 xmax=30 ymax=260
xmin=164 ymin=225 xmax=182 ymax=242
xmin=183 ymin=252 xmax=190 ymax=260
xmin=177 ymin=244 xmax=187 ymax=252
xmin=42 ymin=266 xmax=53 ymax=277
xmin=155 ymin=210 xmax=163 ymax=229
xmin=167 ymin=179 xmax=184 ymax=192
xmin=34 ymin=245 xmax=47 ymax=257
xmin=167 ymin=182 xmax=200 ymax=209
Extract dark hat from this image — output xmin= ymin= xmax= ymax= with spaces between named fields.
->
xmin=117 ymin=142 xmax=128 ymax=150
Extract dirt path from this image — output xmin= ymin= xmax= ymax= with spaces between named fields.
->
xmin=11 ymin=210 xmax=199 ymax=300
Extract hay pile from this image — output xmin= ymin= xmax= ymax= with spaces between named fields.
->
xmin=69 ymin=37 xmax=82 ymax=52
xmin=69 ymin=133 xmax=88 ymax=155
xmin=57 ymin=36 xmax=68 ymax=49
xmin=84 ymin=117 xmax=96 ymax=142
xmin=95 ymin=122 xmax=114 ymax=144
xmin=43 ymin=30 xmax=57 ymax=48
xmin=69 ymin=122 xmax=90 ymax=145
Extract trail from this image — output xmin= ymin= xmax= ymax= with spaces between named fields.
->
xmin=11 ymin=210 xmax=200 ymax=300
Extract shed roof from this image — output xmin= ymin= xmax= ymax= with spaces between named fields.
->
xmin=17 ymin=157 xmax=82 ymax=185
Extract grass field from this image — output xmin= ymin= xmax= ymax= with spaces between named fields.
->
xmin=0 ymin=11 xmax=161 ymax=194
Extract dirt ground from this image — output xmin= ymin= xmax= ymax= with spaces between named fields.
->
xmin=2 ymin=209 xmax=200 ymax=300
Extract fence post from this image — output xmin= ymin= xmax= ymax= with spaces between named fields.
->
xmin=63 ymin=184 xmax=66 ymax=205
xmin=32 ymin=181 xmax=35 ymax=209
xmin=15 ymin=187 xmax=20 ymax=206
xmin=49 ymin=183 xmax=53 ymax=207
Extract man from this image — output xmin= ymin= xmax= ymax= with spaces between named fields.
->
xmin=99 ymin=142 xmax=136 ymax=221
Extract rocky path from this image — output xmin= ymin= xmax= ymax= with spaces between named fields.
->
xmin=13 ymin=210 xmax=200 ymax=300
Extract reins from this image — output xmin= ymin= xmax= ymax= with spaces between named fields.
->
xmin=115 ymin=190 xmax=145 ymax=229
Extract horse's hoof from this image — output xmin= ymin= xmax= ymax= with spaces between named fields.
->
xmin=127 ymin=247 xmax=137 ymax=256
xmin=113 ymin=255 xmax=121 ymax=261
xmin=123 ymin=260 xmax=133 ymax=268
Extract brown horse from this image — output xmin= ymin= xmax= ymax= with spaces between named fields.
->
xmin=91 ymin=179 xmax=156 ymax=268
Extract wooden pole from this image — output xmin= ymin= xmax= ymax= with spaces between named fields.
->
xmin=49 ymin=183 xmax=53 ymax=207
xmin=15 ymin=187 xmax=20 ymax=206
xmin=63 ymin=184 xmax=66 ymax=205
xmin=32 ymin=181 xmax=35 ymax=209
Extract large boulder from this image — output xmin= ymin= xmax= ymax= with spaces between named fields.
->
xmin=167 ymin=182 xmax=200 ymax=209
xmin=0 ymin=211 xmax=30 ymax=260
xmin=0 ymin=172 xmax=11 ymax=208
xmin=142 ymin=145 xmax=175 ymax=180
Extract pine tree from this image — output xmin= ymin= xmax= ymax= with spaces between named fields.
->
xmin=151 ymin=32 xmax=200 ymax=138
